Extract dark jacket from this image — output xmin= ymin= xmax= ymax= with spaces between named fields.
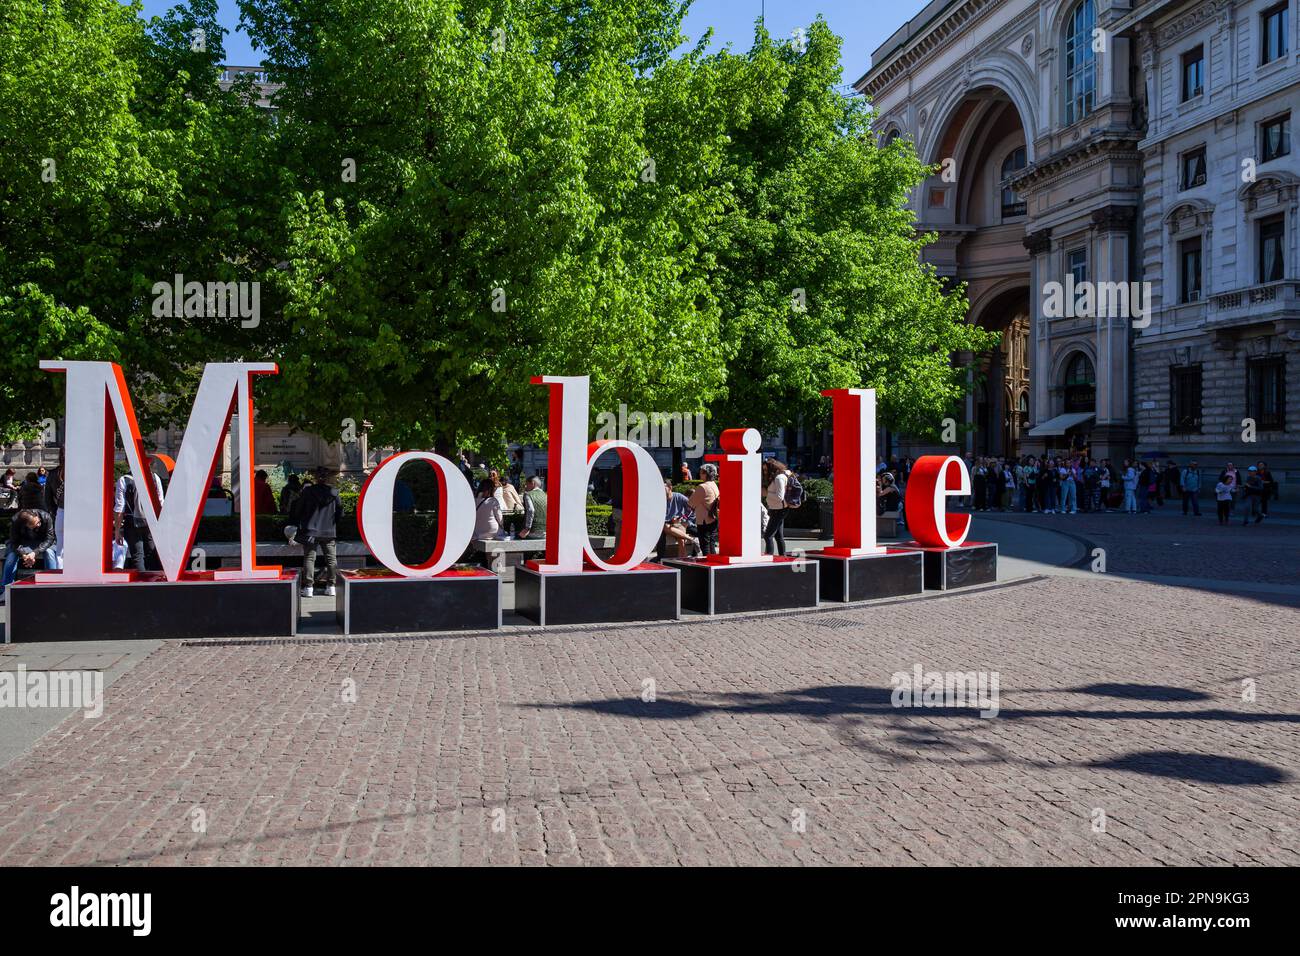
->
xmin=16 ymin=479 xmax=46 ymax=512
xmin=9 ymin=510 xmax=56 ymax=555
xmin=291 ymin=483 xmax=341 ymax=542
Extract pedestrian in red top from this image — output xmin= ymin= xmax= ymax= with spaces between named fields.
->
xmin=253 ymin=469 xmax=277 ymax=515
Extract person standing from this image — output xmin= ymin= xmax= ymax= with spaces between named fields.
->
xmin=253 ymin=469 xmax=277 ymax=515
xmin=762 ymin=459 xmax=790 ymax=556
xmin=1179 ymin=461 xmax=1202 ymax=516
xmin=688 ymin=463 xmax=720 ymax=556
xmin=1256 ymin=461 xmax=1276 ymax=516
xmin=279 ymin=474 xmax=302 ymax=515
xmin=1221 ymin=463 xmax=1239 ymax=516
xmin=1122 ymin=460 xmax=1138 ymax=515
xmin=1214 ymin=475 xmax=1233 ymax=525
xmin=291 ymin=466 xmax=341 ymax=597
xmin=1040 ymin=459 xmax=1058 ymax=514
xmin=1136 ymin=461 xmax=1154 ymax=514
xmin=113 ymin=469 xmax=165 ymax=572
xmin=1241 ymin=466 xmax=1265 ymax=526
xmin=46 ymin=450 xmax=66 ymax=569
xmin=1060 ymin=460 xmax=1077 ymax=515
xmin=519 ymin=476 xmax=547 ymax=539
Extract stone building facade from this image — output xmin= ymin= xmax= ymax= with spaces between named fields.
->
xmin=1130 ymin=0 xmax=1299 ymax=473
xmin=859 ymin=0 xmax=1298 ymax=485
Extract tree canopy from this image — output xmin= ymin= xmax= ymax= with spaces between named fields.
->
xmin=0 ymin=0 xmax=992 ymax=453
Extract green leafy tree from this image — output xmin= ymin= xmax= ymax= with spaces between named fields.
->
xmin=0 ymin=0 xmax=288 ymax=441
xmin=684 ymin=19 xmax=996 ymax=438
xmin=242 ymin=0 xmax=729 ymax=454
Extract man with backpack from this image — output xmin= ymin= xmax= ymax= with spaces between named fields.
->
xmin=113 ymin=468 xmax=165 ymax=572
xmin=291 ymin=466 xmax=341 ymax=597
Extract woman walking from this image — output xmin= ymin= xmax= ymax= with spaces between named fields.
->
xmin=762 ymin=459 xmax=790 ymax=556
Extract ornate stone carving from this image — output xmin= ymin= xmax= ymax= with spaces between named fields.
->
xmin=1023 ymin=229 xmax=1052 ymax=256
xmin=1091 ymin=205 xmax=1137 ymax=233
xmin=1021 ymin=33 xmax=1033 ymax=57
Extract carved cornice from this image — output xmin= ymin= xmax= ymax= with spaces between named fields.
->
xmin=1156 ymin=0 xmax=1230 ymax=47
xmin=1010 ymin=132 xmax=1142 ymax=192
xmin=1091 ymin=205 xmax=1137 ymax=234
xmin=858 ymin=0 xmax=1004 ymax=99
xmin=1023 ymin=229 xmax=1052 ymax=256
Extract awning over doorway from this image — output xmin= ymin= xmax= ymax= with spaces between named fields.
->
xmin=1026 ymin=412 xmax=1094 ymax=437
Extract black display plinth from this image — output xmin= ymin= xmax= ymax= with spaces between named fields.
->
xmin=896 ymin=541 xmax=998 ymax=590
xmin=514 ymin=564 xmax=679 ymax=626
xmin=807 ymin=548 xmax=924 ymax=602
xmin=336 ymin=569 xmax=501 ymax=635
xmin=664 ymin=557 xmax=819 ymax=615
xmin=4 ymin=572 xmax=299 ymax=643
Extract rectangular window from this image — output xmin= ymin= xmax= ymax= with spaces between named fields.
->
xmin=1182 ymin=46 xmax=1204 ymax=100
xmin=1262 ymin=3 xmax=1289 ymax=64
xmin=1259 ymin=215 xmax=1286 ymax=283
xmin=1068 ymin=248 xmax=1088 ymax=287
xmin=1262 ymin=114 xmax=1291 ymax=162
xmin=1180 ymin=236 xmax=1203 ymax=302
xmin=1180 ymin=146 xmax=1207 ymax=189
xmin=1169 ymin=365 xmax=1203 ymax=434
xmin=1246 ymin=356 xmax=1286 ymax=430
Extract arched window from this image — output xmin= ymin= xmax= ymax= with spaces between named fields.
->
xmin=883 ymin=128 xmax=902 ymax=146
xmin=1063 ymin=353 xmax=1096 ymax=413
xmin=1064 ymin=0 xmax=1097 ymax=125
xmin=1000 ymin=146 xmax=1027 ymax=219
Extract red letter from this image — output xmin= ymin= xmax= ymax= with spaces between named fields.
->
xmin=820 ymin=388 xmax=884 ymax=556
xmin=904 ymin=455 xmax=972 ymax=548
xmin=705 ymin=427 xmax=771 ymax=564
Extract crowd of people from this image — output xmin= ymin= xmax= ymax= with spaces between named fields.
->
xmin=955 ymin=453 xmax=1279 ymax=524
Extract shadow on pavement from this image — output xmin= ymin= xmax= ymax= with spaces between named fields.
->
xmin=530 ymin=683 xmax=1296 ymax=786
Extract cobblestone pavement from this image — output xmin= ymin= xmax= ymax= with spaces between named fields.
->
xmin=971 ymin=508 xmax=1300 ymax=585
xmin=0 ymin=574 xmax=1296 ymax=865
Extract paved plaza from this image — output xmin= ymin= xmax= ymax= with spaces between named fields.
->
xmin=0 ymin=515 xmax=1297 ymax=864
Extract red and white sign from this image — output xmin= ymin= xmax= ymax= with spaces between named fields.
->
xmin=34 ymin=360 xmax=978 ymax=589
xmin=528 ymin=376 xmax=664 ymax=572
xmin=356 ymin=452 xmax=474 ymax=576
xmin=40 ymin=360 xmax=279 ymax=582
xmin=820 ymin=388 xmax=885 ymax=557
xmin=705 ymin=428 xmax=771 ymax=565
xmin=904 ymin=455 xmax=972 ymax=548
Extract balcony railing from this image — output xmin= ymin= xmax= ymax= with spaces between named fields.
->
xmin=1208 ymin=281 xmax=1298 ymax=325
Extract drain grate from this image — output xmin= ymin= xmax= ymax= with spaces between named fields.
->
xmin=811 ymin=616 xmax=862 ymax=630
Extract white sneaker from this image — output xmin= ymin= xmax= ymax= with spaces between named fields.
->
xmin=300 ymin=586 xmax=314 ymax=598
xmin=324 ymin=585 xmax=336 ymax=597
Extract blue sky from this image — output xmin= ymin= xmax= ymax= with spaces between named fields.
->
xmin=131 ymin=0 xmax=930 ymax=87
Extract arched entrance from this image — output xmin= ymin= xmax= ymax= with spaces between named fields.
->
xmin=971 ymin=287 xmax=1031 ymax=458
xmin=923 ymin=85 xmax=1035 ymax=461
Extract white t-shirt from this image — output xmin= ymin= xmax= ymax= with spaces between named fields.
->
xmin=765 ymin=473 xmax=788 ymax=510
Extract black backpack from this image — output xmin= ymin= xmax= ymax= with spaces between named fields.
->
xmin=783 ymin=473 xmax=805 ymax=508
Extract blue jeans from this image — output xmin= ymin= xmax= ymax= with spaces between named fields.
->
xmin=1061 ymin=479 xmax=1077 ymax=512
xmin=1123 ymin=489 xmax=1137 ymax=512
xmin=2 ymin=549 xmax=56 ymax=588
